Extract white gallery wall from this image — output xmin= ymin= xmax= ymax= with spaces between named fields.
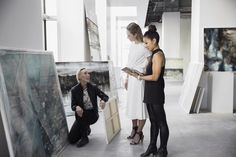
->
xmin=108 ymin=0 xmax=149 ymax=27
xmin=180 ymin=16 xmax=191 ymax=77
xmin=190 ymin=0 xmax=236 ymax=63
xmin=196 ymin=0 xmax=236 ymax=63
xmin=57 ymin=0 xmax=90 ymax=61
xmin=108 ymin=6 xmax=137 ymax=66
xmin=96 ymin=0 xmax=108 ymax=60
xmin=0 ymin=0 xmax=43 ymax=50
xmin=199 ymin=0 xmax=236 ymax=113
xmin=162 ymin=12 xmax=181 ymax=58
xmin=180 ymin=0 xmax=236 ymax=113
xmin=107 ymin=0 xmax=149 ymax=66
xmin=152 ymin=16 xmax=191 ymax=78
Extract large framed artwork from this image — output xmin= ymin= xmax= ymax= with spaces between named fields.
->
xmin=56 ymin=62 xmax=110 ymax=116
xmin=86 ymin=17 xmax=101 ymax=61
xmin=0 ymin=49 xmax=68 ymax=157
xmin=56 ymin=61 xmax=121 ymax=143
xmin=204 ymin=28 xmax=236 ymax=71
xmin=84 ymin=0 xmax=101 ymax=61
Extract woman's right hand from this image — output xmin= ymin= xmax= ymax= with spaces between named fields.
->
xmin=76 ymin=106 xmax=83 ymax=117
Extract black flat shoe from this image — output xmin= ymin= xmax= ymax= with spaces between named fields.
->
xmin=76 ymin=137 xmax=89 ymax=147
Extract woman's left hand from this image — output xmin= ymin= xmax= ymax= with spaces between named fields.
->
xmin=129 ymin=72 xmax=138 ymax=78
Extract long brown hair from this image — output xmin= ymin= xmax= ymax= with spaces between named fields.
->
xmin=126 ymin=22 xmax=143 ymax=42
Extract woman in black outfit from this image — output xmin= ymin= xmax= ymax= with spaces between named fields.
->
xmin=68 ymin=68 xmax=109 ymax=147
xmin=134 ymin=25 xmax=169 ymax=157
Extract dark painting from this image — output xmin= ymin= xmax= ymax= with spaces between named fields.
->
xmin=0 ymin=49 xmax=68 ymax=157
xmin=204 ymin=28 xmax=236 ymax=71
xmin=56 ymin=62 xmax=110 ymax=116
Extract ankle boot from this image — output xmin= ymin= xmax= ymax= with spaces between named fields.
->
xmin=157 ymin=147 xmax=168 ymax=157
xmin=76 ymin=136 xmax=89 ymax=147
xmin=140 ymin=145 xmax=157 ymax=157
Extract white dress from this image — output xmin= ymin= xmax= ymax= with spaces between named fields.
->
xmin=126 ymin=43 xmax=151 ymax=120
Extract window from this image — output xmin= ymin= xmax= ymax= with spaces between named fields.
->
xmin=42 ymin=0 xmax=58 ymax=61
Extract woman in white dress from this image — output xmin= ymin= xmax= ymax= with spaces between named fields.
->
xmin=125 ymin=22 xmax=150 ymax=145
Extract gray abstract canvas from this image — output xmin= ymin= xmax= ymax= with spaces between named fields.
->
xmin=0 ymin=49 xmax=68 ymax=157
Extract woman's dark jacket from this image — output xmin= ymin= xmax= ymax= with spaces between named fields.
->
xmin=71 ymin=83 xmax=109 ymax=119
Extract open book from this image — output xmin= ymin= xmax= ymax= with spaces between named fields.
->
xmin=121 ymin=67 xmax=144 ymax=76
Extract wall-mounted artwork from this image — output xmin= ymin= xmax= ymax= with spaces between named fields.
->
xmin=0 ymin=49 xmax=68 ymax=157
xmin=86 ymin=17 xmax=101 ymax=61
xmin=84 ymin=0 xmax=101 ymax=61
xmin=164 ymin=69 xmax=183 ymax=80
xmin=164 ymin=58 xmax=183 ymax=80
xmin=204 ymin=28 xmax=236 ymax=71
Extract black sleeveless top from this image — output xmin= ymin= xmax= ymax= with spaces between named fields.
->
xmin=143 ymin=49 xmax=165 ymax=105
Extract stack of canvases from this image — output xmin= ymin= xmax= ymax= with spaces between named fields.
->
xmin=0 ymin=49 xmax=68 ymax=157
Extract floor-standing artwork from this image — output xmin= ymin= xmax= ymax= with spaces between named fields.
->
xmin=178 ymin=62 xmax=203 ymax=113
xmin=56 ymin=62 xmax=110 ymax=116
xmin=0 ymin=49 xmax=68 ymax=157
xmin=56 ymin=61 xmax=121 ymax=143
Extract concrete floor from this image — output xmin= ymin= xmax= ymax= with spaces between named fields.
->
xmin=60 ymin=81 xmax=236 ymax=157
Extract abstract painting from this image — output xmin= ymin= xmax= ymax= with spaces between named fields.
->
xmin=56 ymin=62 xmax=111 ymax=116
xmin=164 ymin=69 xmax=183 ymax=80
xmin=164 ymin=58 xmax=183 ymax=80
xmin=86 ymin=17 xmax=101 ymax=61
xmin=0 ymin=49 xmax=68 ymax=157
xmin=204 ymin=28 xmax=236 ymax=71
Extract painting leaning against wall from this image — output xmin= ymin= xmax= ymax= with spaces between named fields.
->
xmin=204 ymin=28 xmax=236 ymax=71
xmin=86 ymin=17 xmax=102 ymax=61
xmin=0 ymin=49 xmax=68 ymax=157
xmin=56 ymin=62 xmax=110 ymax=116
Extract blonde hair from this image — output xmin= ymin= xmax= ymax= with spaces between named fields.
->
xmin=76 ymin=68 xmax=85 ymax=82
xmin=126 ymin=22 xmax=143 ymax=42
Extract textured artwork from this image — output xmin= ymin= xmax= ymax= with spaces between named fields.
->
xmin=86 ymin=17 xmax=101 ymax=61
xmin=204 ymin=28 xmax=236 ymax=71
xmin=0 ymin=49 xmax=68 ymax=157
xmin=164 ymin=69 xmax=183 ymax=80
xmin=164 ymin=58 xmax=183 ymax=80
xmin=56 ymin=62 xmax=110 ymax=116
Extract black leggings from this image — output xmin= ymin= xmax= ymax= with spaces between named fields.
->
xmin=146 ymin=103 xmax=169 ymax=148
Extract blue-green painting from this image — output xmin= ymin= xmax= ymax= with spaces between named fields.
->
xmin=0 ymin=49 xmax=68 ymax=157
